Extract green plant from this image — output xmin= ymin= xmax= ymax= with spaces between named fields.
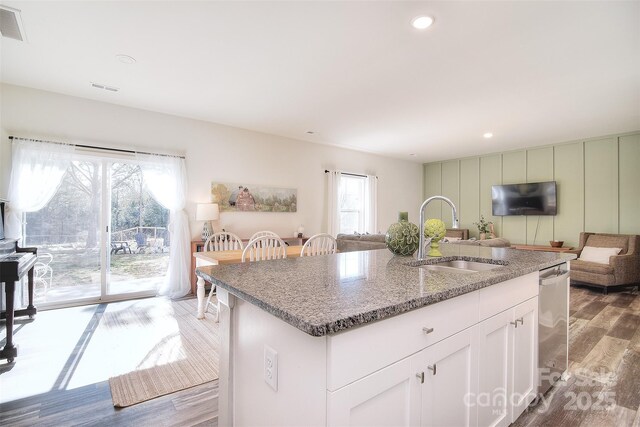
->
xmin=474 ymin=215 xmax=493 ymax=234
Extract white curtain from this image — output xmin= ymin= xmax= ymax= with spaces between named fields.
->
xmin=326 ymin=171 xmax=342 ymax=237
xmin=6 ymin=139 xmax=74 ymax=239
xmin=137 ymin=153 xmax=191 ymax=299
xmin=364 ymin=174 xmax=378 ymax=234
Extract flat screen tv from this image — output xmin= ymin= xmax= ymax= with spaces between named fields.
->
xmin=492 ymin=181 xmax=557 ymax=216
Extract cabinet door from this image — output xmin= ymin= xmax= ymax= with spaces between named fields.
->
xmin=420 ymin=326 xmax=478 ymax=427
xmin=327 ymin=356 xmax=421 ymax=427
xmin=511 ymin=297 xmax=538 ymax=422
xmin=477 ymin=310 xmax=513 ymax=427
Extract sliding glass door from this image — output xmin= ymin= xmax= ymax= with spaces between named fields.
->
xmin=25 ymin=159 xmax=103 ymax=304
xmin=23 ymin=156 xmax=169 ymax=307
xmin=107 ymin=162 xmax=169 ymax=296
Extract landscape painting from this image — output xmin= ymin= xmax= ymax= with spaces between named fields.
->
xmin=211 ymin=182 xmax=297 ymax=212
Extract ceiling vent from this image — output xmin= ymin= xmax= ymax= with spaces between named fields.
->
xmin=91 ymin=82 xmax=119 ymax=92
xmin=0 ymin=5 xmax=25 ymax=41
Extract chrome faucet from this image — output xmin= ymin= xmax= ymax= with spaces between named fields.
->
xmin=417 ymin=196 xmax=459 ymax=260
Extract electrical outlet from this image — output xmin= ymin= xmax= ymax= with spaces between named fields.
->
xmin=264 ymin=345 xmax=278 ymax=391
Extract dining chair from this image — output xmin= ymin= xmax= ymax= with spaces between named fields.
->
xmin=248 ymin=230 xmax=280 ymax=243
xmin=242 ymin=236 xmax=288 ymax=262
xmin=204 ymin=231 xmax=244 ymax=251
xmin=203 ymin=231 xmax=245 ymax=320
xmin=300 ymin=233 xmax=337 ymax=257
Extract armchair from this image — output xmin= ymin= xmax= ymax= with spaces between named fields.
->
xmin=569 ymin=232 xmax=640 ymax=294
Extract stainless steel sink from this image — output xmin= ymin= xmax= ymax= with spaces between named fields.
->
xmin=416 ymin=259 xmax=505 ymax=274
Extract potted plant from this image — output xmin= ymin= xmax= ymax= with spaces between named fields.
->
xmin=474 ymin=215 xmax=493 ymax=240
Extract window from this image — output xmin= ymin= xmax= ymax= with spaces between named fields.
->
xmin=327 ymin=171 xmax=377 ymax=236
xmin=339 ymin=175 xmax=366 ymax=234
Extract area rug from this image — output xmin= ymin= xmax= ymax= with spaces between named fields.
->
xmin=107 ymin=298 xmax=219 ymax=407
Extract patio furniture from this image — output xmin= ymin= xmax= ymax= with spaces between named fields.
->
xmin=134 ymin=232 xmax=148 ymax=253
xmin=34 ymin=253 xmax=53 ymax=300
xmin=110 ymin=241 xmax=132 ymax=254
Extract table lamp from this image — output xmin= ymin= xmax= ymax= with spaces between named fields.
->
xmin=196 ymin=203 xmax=219 ymax=242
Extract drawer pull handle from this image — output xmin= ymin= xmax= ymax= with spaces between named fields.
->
xmin=422 ymin=327 xmax=434 ymax=334
xmin=428 ymin=364 xmax=437 ymax=375
xmin=416 ymin=372 xmax=424 ymax=383
xmin=510 ymin=321 xmax=518 ymax=328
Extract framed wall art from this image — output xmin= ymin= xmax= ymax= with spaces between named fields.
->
xmin=211 ymin=182 xmax=297 ymax=212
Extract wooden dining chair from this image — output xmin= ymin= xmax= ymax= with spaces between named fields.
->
xmin=248 ymin=230 xmax=280 ymax=243
xmin=203 ymin=231 xmax=244 ymax=320
xmin=300 ymin=233 xmax=337 ymax=257
xmin=242 ymin=236 xmax=288 ymax=262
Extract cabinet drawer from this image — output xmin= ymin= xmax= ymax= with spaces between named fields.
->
xmin=478 ymin=272 xmax=538 ymax=321
xmin=327 ymin=290 xmax=479 ymax=391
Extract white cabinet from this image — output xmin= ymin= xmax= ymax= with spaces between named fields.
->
xmin=415 ymin=326 xmax=479 ymax=427
xmin=329 ymin=326 xmax=478 ymax=427
xmin=226 ymin=270 xmax=542 ymax=427
xmin=327 ymin=357 xmax=421 ymax=427
xmin=511 ymin=297 xmax=538 ymax=421
xmin=478 ymin=310 xmax=512 ymax=427
xmin=477 ymin=296 xmax=539 ymax=426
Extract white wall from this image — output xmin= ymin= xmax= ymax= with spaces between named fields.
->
xmin=0 ymin=84 xmax=423 ymax=240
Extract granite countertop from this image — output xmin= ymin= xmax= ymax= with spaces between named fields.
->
xmin=196 ymin=244 xmax=576 ymax=337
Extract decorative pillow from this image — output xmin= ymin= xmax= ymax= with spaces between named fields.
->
xmin=578 ymin=246 xmax=622 ymax=265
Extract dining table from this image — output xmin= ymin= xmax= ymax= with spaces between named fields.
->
xmin=193 ymin=245 xmax=306 ymax=318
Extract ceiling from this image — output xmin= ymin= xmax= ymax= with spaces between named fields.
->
xmin=1 ymin=1 xmax=639 ymax=162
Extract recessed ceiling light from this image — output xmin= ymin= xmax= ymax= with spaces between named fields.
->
xmin=412 ymin=16 xmax=434 ymax=30
xmin=483 ymin=132 xmax=493 ymax=139
xmin=116 ymin=54 xmax=136 ymax=64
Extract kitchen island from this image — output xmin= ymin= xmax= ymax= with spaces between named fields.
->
xmin=196 ymin=244 xmax=575 ymax=427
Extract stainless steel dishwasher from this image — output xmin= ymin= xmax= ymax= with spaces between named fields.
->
xmin=538 ymin=262 xmax=569 ymax=395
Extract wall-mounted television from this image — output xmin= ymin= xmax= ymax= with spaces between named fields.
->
xmin=492 ymin=181 xmax=557 ymax=216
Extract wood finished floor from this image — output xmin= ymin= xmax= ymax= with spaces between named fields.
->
xmin=513 ymin=285 xmax=640 ymax=427
xmin=1 ymin=285 xmax=638 ymax=426
xmin=0 ymin=297 xmax=218 ymax=427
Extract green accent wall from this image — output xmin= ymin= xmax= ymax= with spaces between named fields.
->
xmin=459 ymin=158 xmax=480 ymax=238
xmin=441 ymin=161 xmax=459 ymax=228
xmin=584 ymin=138 xmax=618 ymax=233
xmin=422 ymin=131 xmax=640 ymax=248
xmin=480 ymin=155 xmax=502 ymax=239
xmin=423 ymin=163 xmax=442 ymax=221
xmin=554 ymin=142 xmax=584 ymax=246
xmin=619 ymin=135 xmax=640 ymax=235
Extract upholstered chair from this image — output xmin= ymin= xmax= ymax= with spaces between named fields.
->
xmin=569 ymin=232 xmax=640 ymax=294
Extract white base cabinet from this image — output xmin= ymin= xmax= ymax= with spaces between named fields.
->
xmin=330 ymin=326 xmax=479 ymax=427
xmin=477 ymin=296 xmax=538 ymax=427
xmin=327 ymin=357 xmax=420 ymax=427
xmin=416 ymin=326 xmax=479 ymax=427
xmin=511 ymin=297 xmax=538 ymax=421
xmin=222 ymin=271 xmax=542 ymax=427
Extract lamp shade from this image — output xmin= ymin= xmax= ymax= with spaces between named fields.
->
xmin=196 ymin=203 xmax=219 ymax=221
